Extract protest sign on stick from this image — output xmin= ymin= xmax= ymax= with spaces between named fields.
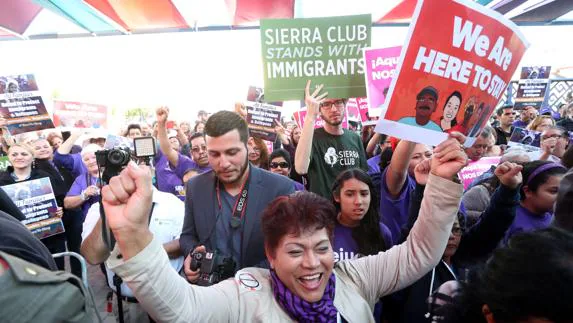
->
xmin=514 ymin=66 xmax=551 ymax=110
xmin=261 ymin=14 xmax=371 ymax=101
xmin=246 ymin=102 xmax=282 ymax=142
xmin=375 ymin=0 xmax=529 ymax=147
xmin=53 ymin=100 xmax=108 ymax=128
xmin=363 ymin=46 xmax=402 ymax=120
xmin=0 ymin=74 xmax=55 ymax=135
xmin=1 ymin=177 xmax=64 ymax=239
xmin=458 ymin=156 xmax=501 ymax=189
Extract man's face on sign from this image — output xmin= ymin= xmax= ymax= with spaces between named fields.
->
xmin=415 ymin=93 xmax=437 ymax=124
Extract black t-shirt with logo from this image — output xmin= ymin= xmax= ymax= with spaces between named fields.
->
xmin=308 ymin=128 xmax=368 ymax=198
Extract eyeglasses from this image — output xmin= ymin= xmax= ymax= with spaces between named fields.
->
xmin=191 ymin=145 xmax=207 ymax=153
xmin=270 ymin=162 xmax=290 ymax=169
xmin=320 ymin=100 xmax=345 ymax=109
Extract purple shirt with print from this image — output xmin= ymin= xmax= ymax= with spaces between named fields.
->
xmin=155 ymin=151 xmax=196 ymax=201
xmin=66 ymin=173 xmax=100 ymax=219
xmin=503 ymin=205 xmax=552 ymax=245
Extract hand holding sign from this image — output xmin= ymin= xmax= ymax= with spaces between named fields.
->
xmin=494 ymin=161 xmax=522 ymax=189
xmin=431 ymin=132 xmax=468 ymax=180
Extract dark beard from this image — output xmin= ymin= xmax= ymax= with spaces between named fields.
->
xmin=323 ymin=117 xmax=342 ymax=127
xmin=218 ymin=155 xmax=249 ymax=185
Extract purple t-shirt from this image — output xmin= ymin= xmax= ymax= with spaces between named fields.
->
xmin=379 ymin=167 xmax=416 ymax=243
xmin=154 ymin=151 xmax=196 ymax=201
xmin=367 ymin=154 xmax=381 ymax=176
xmin=53 ymin=151 xmax=86 ymax=178
xmin=332 ymin=222 xmax=393 ymax=262
xmin=66 ymin=173 xmax=100 ymax=218
xmin=503 ymin=205 xmax=552 ymax=245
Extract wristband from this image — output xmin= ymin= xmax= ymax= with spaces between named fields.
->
xmin=80 ymin=190 xmax=87 ymax=201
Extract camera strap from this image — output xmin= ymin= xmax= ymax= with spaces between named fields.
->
xmin=216 ymin=169 xmax=251 ymax=229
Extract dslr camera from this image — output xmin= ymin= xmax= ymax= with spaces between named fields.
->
xmin=95 ymin=147 xmax=131 ymax=183
xmin=190 ymin=250 xmax=236 ymax=286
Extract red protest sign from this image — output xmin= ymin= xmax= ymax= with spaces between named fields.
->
xmin=52 ymin=100 xmax=108 ymax=128
xmin=376 ymin=0 xmax=529 ymax=147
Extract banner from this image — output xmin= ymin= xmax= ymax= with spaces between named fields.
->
xmin=294 ymin=106 xmax=349 ymax=130
xmin=52 ymin=100 xmax=108 ymax=128
xmin=514 ymin=66 xmax=551 ymax=110
xmin=261 ymin=14 xmax=371 ymax=101
xmin=363 ymin=46 xmax=402 ymax=119
xmin=1 ymin=177 xmax=64 ymax=239
xmin=246 ymin=102 xmax=282 ymax=142
xmin=375 ymin=0 xmax=529 ymax=147
xmin=0 ymin=74 xmax=55 ymax=135
xmin=458 ymin=156 xmax=501 ymax=189
xmin=0 ymin=156 xmax=9 ymax=172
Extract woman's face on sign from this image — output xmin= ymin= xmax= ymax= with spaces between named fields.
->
xmin=443 ymin=96 xmax=461 ymax=122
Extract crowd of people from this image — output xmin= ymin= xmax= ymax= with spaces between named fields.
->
xmin=1 ymin=85 xmax=573 ymax=322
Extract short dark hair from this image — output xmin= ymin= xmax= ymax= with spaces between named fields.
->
xmin=127 ymin=124 xmax=141 ymax=133
xmin=269 ymin=148 xmax=291 ymax=166
xmin=204 ymin=111 xmax=249 ymax=145
xmin=189 ymin=132 xmax=205 ymax=142
xmin=496 ymin=104 xmax=514 ymax=116
xmin=262 ymin=192 xmax=336 ymax=258
xmin=542 ymin=125 xmax=567 ymax=138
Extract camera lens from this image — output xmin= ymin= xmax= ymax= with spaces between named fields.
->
xmin=108 ymin=149 xmax=130 ymax=166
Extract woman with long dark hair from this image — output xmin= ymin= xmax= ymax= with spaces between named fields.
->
xmin=331 ymin=168 xmax=392 ymax=259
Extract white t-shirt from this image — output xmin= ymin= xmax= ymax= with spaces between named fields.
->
xmin=82 ymin=188 xmax=185 ymax=297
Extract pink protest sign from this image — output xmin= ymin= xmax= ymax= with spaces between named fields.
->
xmin=347 ymin=98 xmax=374 ymax=125
xmin=363 ymin=46 xmax=402 ymax=119
xmin=458 ymin=156 xmax=501 ymax=190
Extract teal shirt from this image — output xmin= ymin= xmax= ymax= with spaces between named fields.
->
xmin=398 ymin=117 xmax=442 ymax=132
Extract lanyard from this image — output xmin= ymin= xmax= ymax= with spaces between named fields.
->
xmin=216 ymin=170 xmax=251 ymax=229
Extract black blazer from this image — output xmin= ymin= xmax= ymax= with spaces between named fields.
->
xmin=180 ymin=166 xmax=295 ymax=269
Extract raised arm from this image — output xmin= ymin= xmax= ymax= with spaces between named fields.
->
xmin=454 ymin=162 xmax=522 ymax=262
xmin=103 ymin=162 xmax=236 ymax=322
xmin=366 ymin=132 xmax=381 ymax=157
xmin=385 ymin=140 xmax=416 ymax=197
xmin=156 ymin=107 xmax=180 ymax=167
xmin=294 ymin=80 xmax=327 ymax=175
xmin=57 ymin=129 xmax=82 ymax=155
xmin=338 ymin=134 xmax=467 ymax=304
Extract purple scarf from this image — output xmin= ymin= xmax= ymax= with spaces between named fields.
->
xmin=270 ymin=270 xmax=338 ymax=322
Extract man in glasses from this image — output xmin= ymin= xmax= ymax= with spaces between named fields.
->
xmin=295 ymin=81 xmax=368 ymax=198
xmin=398 ymin=86 xmax=442 ymax=131
xmin=494 ymin=105 xmax=516 ymax=145
xmin=178 ymin=132 xmax=212 ymax=181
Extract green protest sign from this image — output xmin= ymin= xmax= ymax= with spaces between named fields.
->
xmin=0 ymin=156 xmax=10 ymax=172
xmin=261 ymin=14 xmax=371 ymax=101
